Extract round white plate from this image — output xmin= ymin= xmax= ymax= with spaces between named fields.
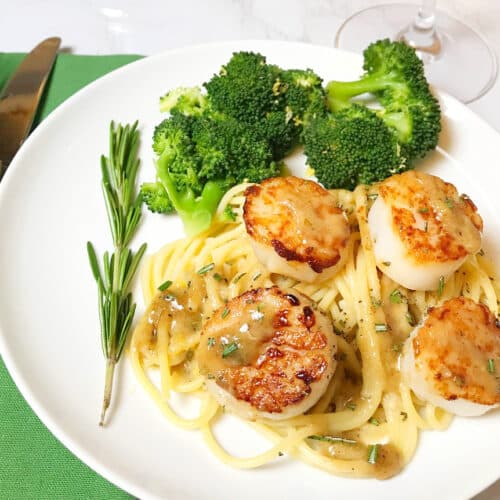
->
xmin=0 ymin=41 xmax=499 ymax=500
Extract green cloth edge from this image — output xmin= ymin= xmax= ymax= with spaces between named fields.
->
xmin=0 ymin=52 xmax=143 ymax=500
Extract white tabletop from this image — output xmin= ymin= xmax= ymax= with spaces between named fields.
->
xmin=1 ymin=0 xmax=499 ymax=498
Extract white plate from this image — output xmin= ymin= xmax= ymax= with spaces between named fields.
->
xmin=0 ymin=41 xmax=499 ymax=500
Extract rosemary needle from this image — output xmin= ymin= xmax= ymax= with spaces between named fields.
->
xmin=87 ymin=121 xmax=146 ymax=426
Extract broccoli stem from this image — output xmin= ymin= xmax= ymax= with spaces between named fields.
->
xmin=156 ymin=153 xmax=224 ymax=236
xmin=326 ymin=74 xmax=405 ymax=110
xmin=379 ymin=111 xmax=412 ymax=143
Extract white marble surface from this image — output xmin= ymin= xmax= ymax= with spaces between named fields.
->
xmin=1 ymin=1 xmax=499 ymax=498
xmin=2 ymin=0 xmax=500 ymax=131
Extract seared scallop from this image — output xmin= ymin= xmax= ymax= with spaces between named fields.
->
xmin=368 ymin=170 xmax=483 ymax=291
xmin=196 ymin=286 xmax=337 ymax=420
xmin=400 ymin=297 xmax=500 ymax=417
xmin=243 ymin=176 xmax=350 ymax=283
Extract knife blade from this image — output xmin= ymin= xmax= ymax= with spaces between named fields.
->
xmin=0 ymin=37 xmax=61 ymax=179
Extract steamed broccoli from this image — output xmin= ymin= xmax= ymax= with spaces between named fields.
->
xmin=325 ymin=39 xmax=441 ymax=160
xmin=278 ymin=68 xmax=327 ymax=127
xmin=255 ymin=69 xmax=327 ymax=158
xmin=203 ymin=51 xmax=280 ymax=123
xmin=302 ymin=39 xmax=441 ymax=190
xmin=303 ymin=104 xmax=406 ymax=190
xmin=155 ymin=152 xmax=224 ymax=236
xmin=159 ymin=86 xmax=208 ymax=115
xmin=192 ymin=113 xmax=280 ymax=182
xmin=142 ymin=51 xmax=327 ymax=236
xmin=204 ymin=53 xmax=328 ymax=158
xmin=140 ymin=182 xmax=174 ymax=214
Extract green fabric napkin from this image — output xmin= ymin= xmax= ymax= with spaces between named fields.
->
xmin=0 ymin=52 xmax=143 ymax=500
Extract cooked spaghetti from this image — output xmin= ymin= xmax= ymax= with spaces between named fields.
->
xmin=130 ymin=181 xmax=500 ymax=479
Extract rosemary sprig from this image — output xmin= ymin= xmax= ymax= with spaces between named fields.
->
xmin=87 ymin=121 xmax=146 ymax=426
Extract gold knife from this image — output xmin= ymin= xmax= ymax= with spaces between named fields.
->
xmin=0 ymin=37 xmax=61 ymax=179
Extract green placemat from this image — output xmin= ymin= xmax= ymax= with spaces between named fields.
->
xmin=0 ymin=52 xmax=143 ymax=500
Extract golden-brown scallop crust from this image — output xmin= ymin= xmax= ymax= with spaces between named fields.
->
xmin=197 ymin=286 xmax=337 ymax=415
xmin=413 ymin=297 xmax=500 ymax=405
xmin=379 ymin=171 xmax=483 ymax=264
xmin=243 ymin=177 xmax=350 ymax=273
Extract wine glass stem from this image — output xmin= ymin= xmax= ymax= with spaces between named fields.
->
xmin=398 ymin=0 xmax=441 ymax=58
xmin=414 ymin=0 xmax=437 ymax=31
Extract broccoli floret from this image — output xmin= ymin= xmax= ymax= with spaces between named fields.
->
xmin=152 ymin=112 xmax=194 ymax=157
xmin=204 ymin=51 xmax=280 ymax=123
xmin=152 ymin=112 xmax=207 ymax=195
xmin=145 ymin=82 xmax=283 ymax=235
xmin=303 ymin=104 xmax=407 ymax=190
xmin=251 ymin=110 xmax=299 ymax=160
xmin=159 ymin=86 xmax=208 ymax=115
xmin=204 ymin=53 xmax=328 ymax=160
xmin=156 ymin=152 xmax=224 ymax=236
xmin=254 ymin=68 xmax=327 ymax=158
xmin=191 ymin=113 xmax=279 ymax=183
xmin=278 ymin=68 xmax=327 ymax=127
xmin=140 ymin=182 xmax=174 ymax=214
xmin=325 ymin=39 xmax=441 ymax=161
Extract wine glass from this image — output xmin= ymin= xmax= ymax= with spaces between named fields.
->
xmin=334 ymin=1 xmax=498 ymax=103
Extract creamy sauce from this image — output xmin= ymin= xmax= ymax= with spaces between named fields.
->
xmin=134 ymin=278 xmax=206 ymax=366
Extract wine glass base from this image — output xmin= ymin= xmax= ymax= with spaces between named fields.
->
xmin=335 ymin=3 xmax=498 ymax=103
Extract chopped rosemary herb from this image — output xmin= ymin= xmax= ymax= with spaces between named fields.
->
xmin=213 ymin=272 xmax=224 ymax=282
xmin=158 ymin=279 xmax=173 ymax=291
xmin=207 ymin=337 xmax=216 ymax=348
xmin=390 ymin=289 xmax=404 ymax=304
xmin=221 ymin=308 xmax=230 ymax=319
xmin=369 ymin=417 xmax=380 ymax=426
xmin=487 ymin=358 xmax=496 ymax=374
xmin=233 ymin=272 xmax=247 ymax=284
xmin=308 ymin=435 xmax=357 ymax=445
xmin=346 ymin=402 xmax=357 ymax=411
xmin=405 ymin=312 xmax=415 ymax=326
xmin=382 ymin=261 xmax=391 ymax=266
xmin=375 ymin=323 xmax=388 ymax=333
xmin=367 ymin=193 xmax=378 ymax=201
xmin=367 ymin=444 xmax=379 ymax=464
xmin=252 ymin=272 xmax=262 ymax=281
xmin=418 ymin=207 xmax=429 ymax=213
xmin=444 ymin=197 xmax=455 ymax=209
xmin=223 ymin=205 xmax=237 ymax=221
xmin=197 ymin=263 xmax=215 ymax=275
xmin=222 ymin=342 xmax=239 ymax=358
xmin=392 ymin=343 xmax=403 ymax=353
xmin=437 ymin=276 xmax=445 ymax=297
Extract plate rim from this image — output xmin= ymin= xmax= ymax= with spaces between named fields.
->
xmin=0 ymin=39 xmax=499 ymax=500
